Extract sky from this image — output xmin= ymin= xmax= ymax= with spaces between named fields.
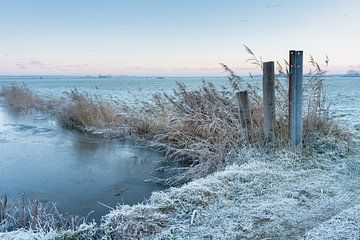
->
xmin=0 ymin=0 xmax=359 ymax=76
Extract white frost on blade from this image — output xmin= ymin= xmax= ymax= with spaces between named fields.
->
xmin=134 ymin=150 xmax=360 ymax=239
xmin=1 ymin=142 xmax=359 ymax=239
xmin=304 ymin=204 xmax=360 ymax=240
xmin=0 ymin=230 xmax=58 ymax=240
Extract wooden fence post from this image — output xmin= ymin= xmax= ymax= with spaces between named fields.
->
xmin=263 ymin=61 xmax=276 ymax=142
xmin=289 ymin=50 xmax=303 ymax=148
xmin=236 ymin=90 xmax=253 ymax=142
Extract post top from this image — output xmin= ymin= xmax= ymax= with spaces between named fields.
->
xmin=290 ymin=50 xmax=303 ymax=53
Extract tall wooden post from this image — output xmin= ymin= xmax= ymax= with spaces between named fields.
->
xmin=236 ymin=90 xmax=253 ymax=143
xmin=289 ymin=50 xmax=303 ymax=148
xmin=263 ymin=61 xmax=276 ymax=142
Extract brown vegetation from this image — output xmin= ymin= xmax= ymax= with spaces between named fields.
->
xmin=0 ymin=49 xmax=351 ymax=186
xmin=0 ymin=84 xmax=44 ymax=111
xmin=57 ymin=89 xmax=121 ymax=129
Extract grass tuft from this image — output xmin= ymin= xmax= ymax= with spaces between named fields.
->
xmin=57 ymin=89 xmax=121 ymax=129
xmin=0 ymin=193 xmax=90 ymax=234
xmin=0 ymin=84 xmax=44 ymax=111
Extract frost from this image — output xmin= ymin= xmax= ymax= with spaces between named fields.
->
xmin=1 ymin=144 xmax=360 ymax=239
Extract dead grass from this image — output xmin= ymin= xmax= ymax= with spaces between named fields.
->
xmin=0 ymin=193 xmax=90 ymax=234
xmin=56 ymin=89 xmax=121 ymax=130
xmin=0 ymin=84 xmax=44 ymax=111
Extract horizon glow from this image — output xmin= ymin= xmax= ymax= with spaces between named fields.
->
xmin=0 ymin=0 xmax=360 ymax=76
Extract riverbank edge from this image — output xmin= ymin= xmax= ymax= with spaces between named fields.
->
xmin=1 ymin=130 xmax=358 ymax=239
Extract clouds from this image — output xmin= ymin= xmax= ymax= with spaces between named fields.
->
xmin=10 ymin=54 xmax=228 ymax=75
xmin=348 ymin=64 xmax=360 ymax=70
xmin=15 ymin=58 xmax=49 ymax=70
xmin=267 ymin=3 xmax=282 ymax=8
xmin=10 ymin=57 xmax=240 ymax=76
xmin=14 ymin=58 xmax=90 ymax=72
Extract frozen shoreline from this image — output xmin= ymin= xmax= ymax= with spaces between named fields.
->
xmin=1 ymin=139 xmax=359 ymax=239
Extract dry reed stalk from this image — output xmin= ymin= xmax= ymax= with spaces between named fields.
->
xmin=57 ymin=89 xmax=121 ymax=129
xmin=0 ymin=84 xmax=44 ymax=111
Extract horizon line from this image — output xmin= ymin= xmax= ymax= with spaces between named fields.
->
xmin=0 ymin=72 xmax=356 ymax=78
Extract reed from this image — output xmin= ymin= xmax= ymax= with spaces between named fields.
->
xmin=56 ymin=89 xmax=121 ymax=130
xmin=0 ymin=193 xmax=90 ymax=233
xmin=0 ymin=84 xmax=44 ymax=111
xmin=0 ymin=49 xmax=351 ymax=185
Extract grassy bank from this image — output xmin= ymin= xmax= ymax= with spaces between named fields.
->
xmin=1 ymin=145 xmax=358 ymax=239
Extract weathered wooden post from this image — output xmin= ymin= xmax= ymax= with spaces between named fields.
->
xmin=236 ymin=90 xmax=253 ymax=142
xmin=263 ymin=61 xmax=276 ymax=142
xmin=236 ymin=91 xmax=246 ymax=129
xmin=289 ymin=50 xmax=303 ymax=148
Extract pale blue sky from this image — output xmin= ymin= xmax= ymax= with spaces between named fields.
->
xmin=0 ymin=0 xmax=359 ymax=76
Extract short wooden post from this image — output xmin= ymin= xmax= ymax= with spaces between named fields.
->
xmin=263 ymin=61 xmax=276 ymax=142
xmin=289 ymin=50 xmax=303 ymax=148
xmin=236 ymin=90 xmax=253 ymax=142
xmin=236 ymin=91 xmax=246 ymax=129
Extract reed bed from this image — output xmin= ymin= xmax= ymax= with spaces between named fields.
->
xmin=0 ymin=54 xmax=351 ymax=186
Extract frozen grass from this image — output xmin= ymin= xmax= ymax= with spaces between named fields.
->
xmin=304 ymin=204 xmax=360 ymax=239
xmin=2 ymin=143 xmax=357 ymax=240
xmin=0 ymin=193 xmax=93 ymax=234
xmin=99 ymin=146 xmax=359 ymax=240
xmin=0 ymin=223 xmax=97 ymax=240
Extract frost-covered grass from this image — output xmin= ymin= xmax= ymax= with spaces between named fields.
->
xmin=1 ymin=144 xmax=357 ymax=239
xmin=100 ymin=144 xmax=359 ymax=240
xmin=0 ymin=194 xmax=94 ymax=237
xmin=0 ymin=223 xmax=98 ymax=240
xmin=304 ymin=204 xmax=360 ymax=239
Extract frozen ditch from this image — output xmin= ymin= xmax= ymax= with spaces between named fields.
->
xmin=0 ymin=106 xmax=165 ymax=221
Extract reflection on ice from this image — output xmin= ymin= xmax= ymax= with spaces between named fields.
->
xmin=0 ymin=106 xmax=165 ymax=221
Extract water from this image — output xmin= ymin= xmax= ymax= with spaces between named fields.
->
xmin=0 ymin=75 xmax=359 ymax=220
xmin=0 ymin=76 xmax=230 ymax=102
xmin=0 ymin=105 xmax=165 ymax=220
xmin=324 ymin=76 xmax=360 ymax=127
xmin=0 ymin=75 xmax=358 ymax=125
